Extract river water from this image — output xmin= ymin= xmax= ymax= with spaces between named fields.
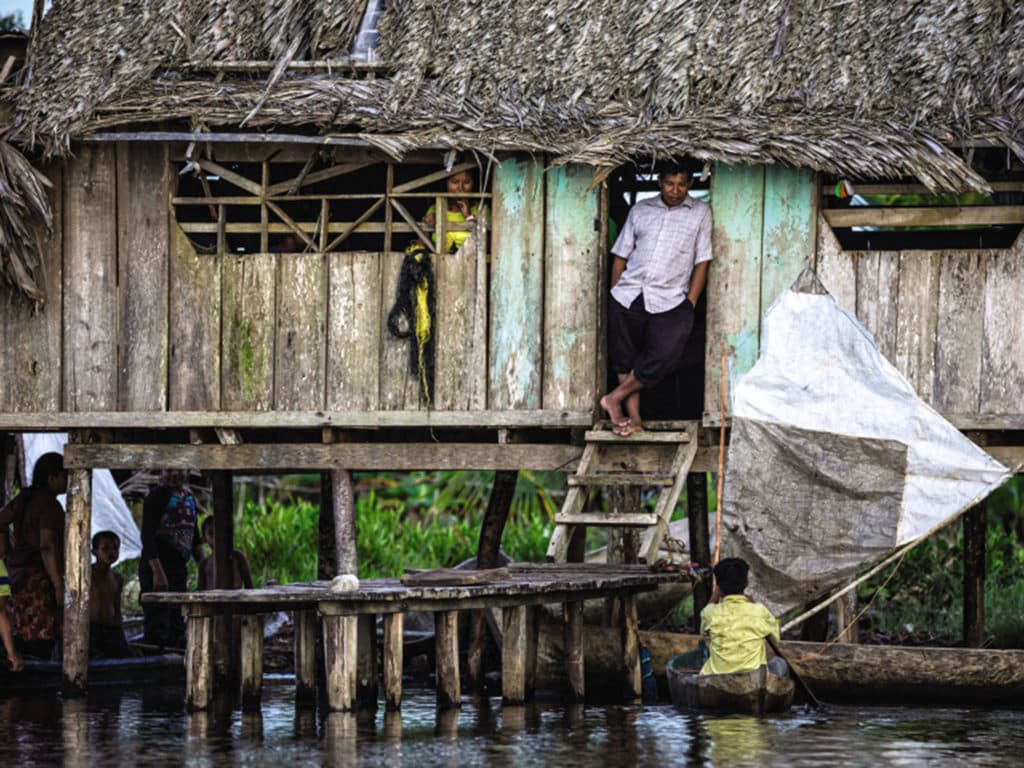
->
xmin=2 ymin=676 xmax=1022 ymax=767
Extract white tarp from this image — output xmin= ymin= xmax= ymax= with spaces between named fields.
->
xmin=21 ymin=433 xmax=142 ymax=563
xmin=721 ymin=277 xmax=1011 ymax=616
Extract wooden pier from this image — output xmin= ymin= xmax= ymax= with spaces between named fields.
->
xmin=142 ymin=563 xmax=689 ymax=712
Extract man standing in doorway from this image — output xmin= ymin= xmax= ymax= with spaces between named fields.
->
xmin=600 ymin=158 xmax=712 ymax=436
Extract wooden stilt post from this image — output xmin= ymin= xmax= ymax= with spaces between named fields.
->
xmin=525 ymin=605 xmax=540 ymax=700
xmin=686 ymin=473 xmax=712 ymax=623
xmin=622 ymin=590 xmax=642 ymax=702
xmin=322 ymin=611 xmax=358 ymax=712
xmin=186 ymin=605 xmax=215 ymax=712
xmin=357 ymin=614 xmax=379 ymax=710
xmin=332 ymin=469 xmax=358 ymax=577
xmin=501 ymin=605 xmax=528 ymax=705
xmin=293 ymin=609 xmax=318 ymax=708
xmin=211 ymin=471 xmax=234 ymax=682
xmin=468 ymin=470 xmax=517 ymax=692
xmin=435 ymin=610 xmax=460 ymax=710
xmin=563 ymin=600 xmax=585 ymax=703
xmin=963 ymin=500 xmax=987 ymax=648
xmin=62 ymin=465 xmax=92 ymax=697
xmin=833 ymin=591 xmax=860 ymax=644
xmin=240 ymin=614 xmax=264 ymax=711
xmin=383 ymin=612 xmax=404 ymax=711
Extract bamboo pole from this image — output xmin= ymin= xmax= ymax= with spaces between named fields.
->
xmin=714 ymin=356 xmax=727 ymax=565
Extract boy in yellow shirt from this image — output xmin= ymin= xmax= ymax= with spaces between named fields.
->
xmin=699 ymin=557 xmax=788 ymax=678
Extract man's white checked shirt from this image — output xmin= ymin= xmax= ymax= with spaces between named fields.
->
xmin=610 ymin=194 xmax=713 ymax=314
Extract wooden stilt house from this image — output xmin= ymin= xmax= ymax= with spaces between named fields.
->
xmin=1 ymin=1 xmax=1022 ymax=691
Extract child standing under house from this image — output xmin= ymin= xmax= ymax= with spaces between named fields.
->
xmin=700 ymin=557 xmax=789 ymax=678
xmin=197 ymin=516 xmax=254 ymax=591
xmin=89 ymin=531 xmax=134 ymax=659
xmin=0 ymin=559 xmax=25 ymax=672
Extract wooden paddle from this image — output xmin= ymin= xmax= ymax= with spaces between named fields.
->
xmin=767 ymin=636 xmax=822 ymax=709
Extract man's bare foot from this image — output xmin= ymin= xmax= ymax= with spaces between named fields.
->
xmin=613 ymin=420 xmax=645 ymax=437
xmin=600 ymin=394 xmax=628 ymax=427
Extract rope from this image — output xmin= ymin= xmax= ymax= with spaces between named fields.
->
xmin=387 ymin=243 xmax=436 ymax=407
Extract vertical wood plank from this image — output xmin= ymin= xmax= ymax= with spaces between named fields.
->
xmin=62 ymin=466 xmax=91 ymax=696
xmin=241 ymin=615 xmax=264 ymax=712
xmin=221 ymin=254 xmax=276 ymax=410
xmin=980 ymin=239 xmax=1024 ymax=415
xmin=814 ymin=214 xmax=856 ymax=313
xmin=489 ymin=156 xmax=545 ymax=409
xmin=895 ymin=251 xmax=941 ymax=401
xmin=169 ymin=222 xmax=221 ymax=410
xmin=323 ymin=613 xmax=359 ymax=712
xmin=934 ymin=252 xmax=987 ymax=417
xmin=563 ymin=600 xmax=585 ymax=703
xmin=705 ymin=164 xmax=765 ymax=423
xmin=761 ymin=166 xmax=817 ymax=309
xmin=63 ymin=145 xmax=117 ymax=411
xmin=327 ymin=252 xmax=381 ymax=410
xmin=435 ymin=610 xmax=461 ymax=710
xmin=855 ymin=251 xmax=901 ymax=365
xmin=357 ymin=613 xmax=379 ymax=711
xmin=186 ymin=609 xmax=215 ymax=712
xmin=621 ymin=592 xmax=641 ymax=702
xmin=383 ymin=613 xmax=404 ymax=711
xmin=117 ymin=143 xmax=170 ymax=411
xmin=276 ymin=253 xmax=327 ymax=409
xmin=434 ymin=236 xmax=480 ymax=409
xmin=379 ymin=250 xmax=421 ymax=409
xmin=293 ymin=609 xmax=318 ymax=708
xmin=543 ymin=164 xmax=600 ymax=410
xmin=0 ymin=161 xmax=62 ymax=411
xmin=502 ymin=605 xmax=527 ymax=705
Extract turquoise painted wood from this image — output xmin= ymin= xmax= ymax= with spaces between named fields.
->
xmin=705 ymin=164 xmax=765 ymax=422
xmin=543 ymin=165 xmax=600 ymax=411
xmin=761 ymin=165 xmax=817 ymax=311
xmin=489 ymin=156 xmax=545 ymax=409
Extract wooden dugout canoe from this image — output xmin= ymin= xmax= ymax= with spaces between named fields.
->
xmin=0 ymin=649 xmax=184 ymax=694
xmin=666 ymin=651 xmax=795 ymax=715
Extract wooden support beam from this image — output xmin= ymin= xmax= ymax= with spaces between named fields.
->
xmin=525 ymin=605 xmax=540 ymax=699
xmin=323 ymin=614 xmax=358 ymax=711
xmin=383 ymin=613 xmax=403 ymax=711
xmin=332 ymin=469 xmax=357 ymax=577
xmin=211 ymin=472 xmax=234 ymax=681
xmin=687 ymin=473 xmax=712 ymax=625
xmin=241 ymin=615 xmax=264 ymax=712
xmin=563 ymin=601 xmax=585 ymax=703
xmin=0 ymin=409 xmax=593 ymax=430
xmin=823 ymin=206 xmax=1024 ymax=228
xmin=621 ymin=592 xmax=642 ymax=703
xmin=963 ymin=501 xmax=987 ymax=648
xmin=502 ymin=605 xmax=528 ymax=705
xmin=186 ymin=607 xmax=215 ymax=712
xmin=357 ymin=614 xmax=379 ymax=711
xmin=293 ymin=609 xmax=318 ymax=708
xmin=435 ymin=611 xmax=460 ymax=710
xmin=65 ymin=442 xmax=584 ymax=472
xmin=833 ymin=591 xmax=860 ymax=644
xmin=62 ymin=467 xmax=92 ymax=697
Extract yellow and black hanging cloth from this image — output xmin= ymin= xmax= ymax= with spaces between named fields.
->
xmin=387 ymin=243 xmax=436 ymax=407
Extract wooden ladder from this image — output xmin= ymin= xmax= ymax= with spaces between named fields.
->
xmin=546 ymin=420 xmax=699 ymax=563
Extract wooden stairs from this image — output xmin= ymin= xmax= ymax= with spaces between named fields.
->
xmin=546 ymin=420 xmax=699 ymax=563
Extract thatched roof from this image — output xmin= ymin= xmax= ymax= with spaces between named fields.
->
xmin=8 ymin=0 xmax=1024 ymax=190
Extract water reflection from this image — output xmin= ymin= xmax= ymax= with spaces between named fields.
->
xmin=1 ymin=682 xmax=1023 ymax=768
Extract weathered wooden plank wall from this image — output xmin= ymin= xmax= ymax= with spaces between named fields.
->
xmin=327 ymin=252 xmax=381 ymax=411
xmin=221 ymin=254 xmax=276 ymax=411
xmin=117 ymin=144 xmax=170 ymax=412
xmin=489 ymin=157 xmax=544 ymax=410
xmin=168 ymin=221 xmax=221 ymax=410
xmin=542 ymin=165 xmax=599 ymax=411
xmin=761 ymin=166 xmax=817 ymax=310
xmin=704 ymin=165 xmax=765 ymax=422
xmin=378 ymin=250 xmax=422 ymax=410
xmin=816 ymin=230 xmax=1024 ymax=425
xmin=0 ymin=162 xmax=62 ymax=411
xmin=276 ymin=253 xmax=327 ymax=409
xmin=434 ymin=234 xmax=483 ymax=410
xmin=63 ymin=145 xmax=118 ymax=411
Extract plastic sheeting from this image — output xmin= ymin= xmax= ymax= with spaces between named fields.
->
xmin=721 ymin=277 xmax=1011 ymax=617
xmin=21 ymin=433 xmax=142 ymax=564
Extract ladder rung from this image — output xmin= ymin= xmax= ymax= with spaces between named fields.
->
xmin=555 ymin=513 xmax=659 ymax=527
xmin=584 ymin=430 xmax=691 ymax=444
xmin=568 ymin=472 xmax=675 ymax=487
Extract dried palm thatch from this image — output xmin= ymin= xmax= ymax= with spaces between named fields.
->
xmin=0 ymin=138 xmax=52 ymax=305
xmin=9 ymin=0 xmax=1024 ymax=192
